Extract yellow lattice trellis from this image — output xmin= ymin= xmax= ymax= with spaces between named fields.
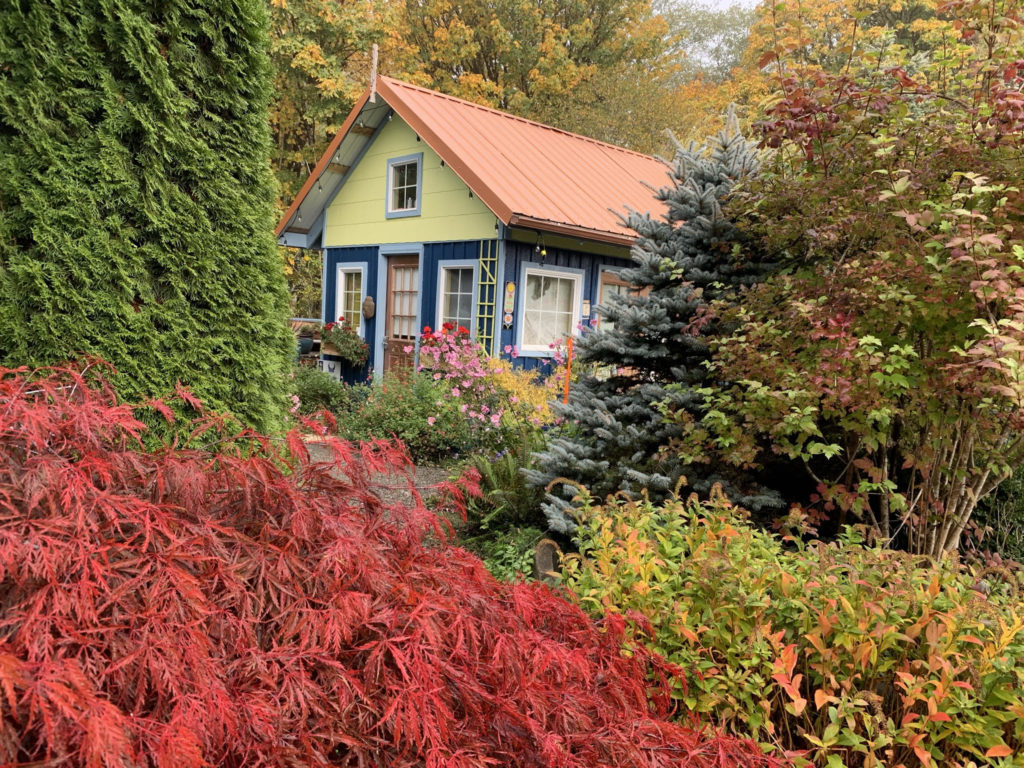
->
xmin=476 ymin=239 xmax=498 ymax=355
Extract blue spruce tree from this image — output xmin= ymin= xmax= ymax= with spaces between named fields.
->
xmin=527 ymin=112 xmax=780 ymax=532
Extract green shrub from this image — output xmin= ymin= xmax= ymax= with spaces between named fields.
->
xmin=463 ymin=426 xmax=548 ymax=532
xmin=289 ymin=364 xmax=352 ymax=415
xmin=456 ymin=427 xmax=550 ymax=582
xmin=563 ymin=491 xmax=1024 ymax=768
xmin=462 ymin=526 xmax=546 ymax=583
xmin=338 ymin=373 xmax=471 ymax=463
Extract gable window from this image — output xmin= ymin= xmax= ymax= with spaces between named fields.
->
xmin=335 ymin=266 xmax=364 ymax=334
xmin=391 ymin=162 xmax=417 ymax=209
xmin=521 ymin=267 xmax=581 ymax=352
xmin=439 ymin=266 xmax=475 ymax=332
xmin=385 ymin=153 xmax=422 ymax=218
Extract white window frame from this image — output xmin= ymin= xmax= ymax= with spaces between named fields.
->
xmin=334 ymin=264 xmax=366 ymax=336
xmin=516 ymin=263 xmax=584 ymax=355
xmin=435 ymin=261 xmax=478 ymax=335
xmin=385 ymin=152 xmax=423 ymax=219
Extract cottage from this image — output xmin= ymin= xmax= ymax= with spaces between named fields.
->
xmin=276 ymin=76 xmax=668 ymax=377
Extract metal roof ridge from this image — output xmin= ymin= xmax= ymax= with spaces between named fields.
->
xmin=377 ymin=75 xmax=663 ymax=164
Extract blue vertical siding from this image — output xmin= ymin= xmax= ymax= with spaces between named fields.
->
xmin=498 ymin=240 xmax=632 ymax=371
xmin=421 ymin=241 xmax=481 ymax=334
xmin=324 ymin=239 xmax=631 ymax=376
xmin=324 ymin=245 xmax=378 ymax=375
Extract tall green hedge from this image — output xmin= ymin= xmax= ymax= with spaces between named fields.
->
xmin=0 ymin=0 xmax=293 ymax=431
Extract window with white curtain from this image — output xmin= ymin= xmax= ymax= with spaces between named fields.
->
xmin=521 ymin=268 xmax=581 ymax=351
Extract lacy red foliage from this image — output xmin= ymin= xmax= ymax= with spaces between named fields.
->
xmin=0 ymin=366 xmax=776 ymax=768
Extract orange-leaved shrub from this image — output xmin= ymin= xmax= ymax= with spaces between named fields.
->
xmin=563 ymin=489 xmax=1024 ymax=768
xmin=0 ymin=365 xmax=776 ymax=768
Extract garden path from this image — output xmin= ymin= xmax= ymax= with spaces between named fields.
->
xmin=305 ymin=441 xmax=451 ymax=508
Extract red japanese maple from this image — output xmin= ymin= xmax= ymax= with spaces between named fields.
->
xmin=0 ymin=365 xmax=776 ymax=768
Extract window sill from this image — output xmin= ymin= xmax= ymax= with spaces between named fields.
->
xmin=515 ymin=346 xmax=563 ymax=358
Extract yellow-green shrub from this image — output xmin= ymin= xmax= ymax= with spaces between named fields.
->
xmin=484 ymin=359 xmax=561 ymax=426
xmin=562 ymin=490 xmax=1024 ymax=768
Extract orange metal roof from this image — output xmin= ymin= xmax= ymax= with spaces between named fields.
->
xmin=278 ymin=77 xmax=671 ymax=247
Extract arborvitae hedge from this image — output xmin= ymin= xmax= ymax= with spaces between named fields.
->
xmin=0 ymin=0 xmax=293 ymax=431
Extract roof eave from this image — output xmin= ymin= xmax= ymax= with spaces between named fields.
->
xmin=275 ymin=88 xmax=374 ymax=239
xmin=508 ymin=214 xmax=637 ymax=248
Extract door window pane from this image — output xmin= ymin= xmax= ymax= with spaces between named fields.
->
xmin=391 ymin=265 xmax=418 ymax=340
xmin=599 ymin=278 xmax=628 ymax=332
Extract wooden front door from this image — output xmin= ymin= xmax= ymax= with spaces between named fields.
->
xmin=383 ymin=254 xmax=419 ymax=373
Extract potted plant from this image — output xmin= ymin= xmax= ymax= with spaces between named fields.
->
xmin=321 ymin=316 xmax=369 ymax=367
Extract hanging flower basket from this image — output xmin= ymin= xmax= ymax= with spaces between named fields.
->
xmin=321 ymin=317 xmax=369 ymax=367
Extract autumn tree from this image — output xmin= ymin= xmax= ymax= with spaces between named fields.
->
xmin=658 ymin=0 xmax=755 ymax=82
xmin=269 ymin=0 xmax=418 ymax=203
xmin=665 ymin=0 xmax=941 ymax=144
xmin=682 ymin=0 xmax=1024 ymax=556
xmin=653 ymin=0 xmax=766 ymax=144
xmin=399 ymin=0 xmax=678 ymax=152
xmin=747 ymin=0 xmax=947 ymax=81
xmin=0 ymin=0 xmax=293 ymax=431
xmin=268 ymin=1 xmax=420 ymax=316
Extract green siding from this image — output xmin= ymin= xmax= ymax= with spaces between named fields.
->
xmin=324 ymin=117 xmax=498 ymax=247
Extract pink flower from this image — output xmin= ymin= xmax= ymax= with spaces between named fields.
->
xmin=427 ymin=416 xmax=436 ymax=426
xmin=460 ymin=404 xmax=468 ymax=413
xmin=451 ymin=387 xmax=460 ymax=397
xmin=403 ymin=345 xmax=413 ymax=354
xmin=490 ymin=413 xmax=501 ymax=425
